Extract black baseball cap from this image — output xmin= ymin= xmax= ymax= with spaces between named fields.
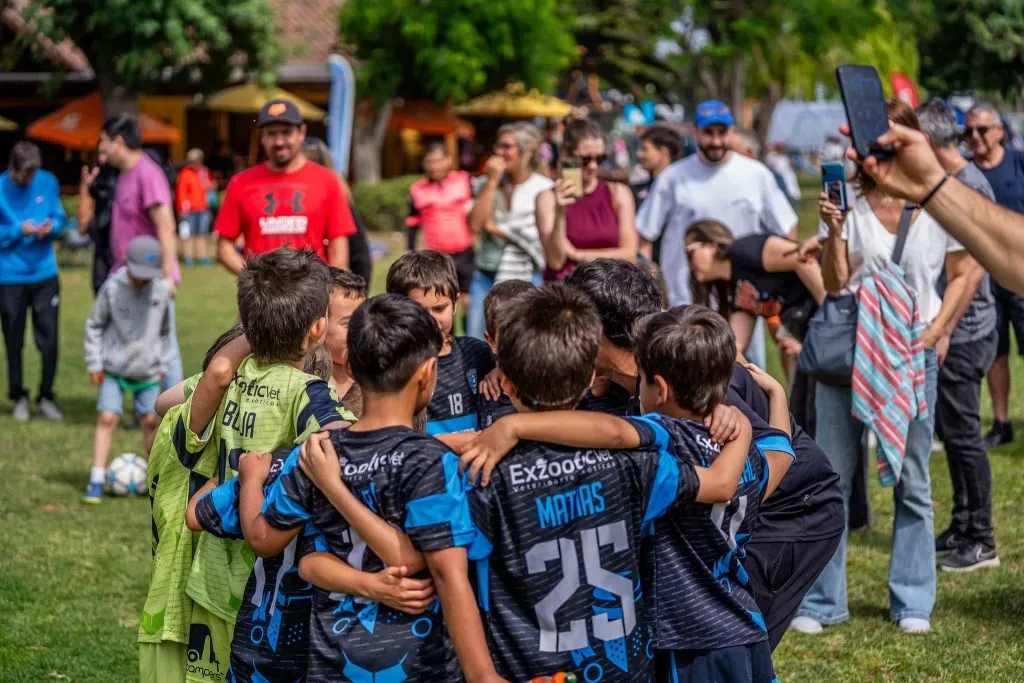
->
xmin=258 ymin=99 xmax=303 ymax=127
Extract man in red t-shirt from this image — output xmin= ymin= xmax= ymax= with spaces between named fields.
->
xmin=214 ymin=99 xmax=356 ymax=274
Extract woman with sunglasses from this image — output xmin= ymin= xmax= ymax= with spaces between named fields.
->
xmin=536 ymin=118 xmax=638 ymax=282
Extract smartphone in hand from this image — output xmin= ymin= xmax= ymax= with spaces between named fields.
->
xmin=821 ymin=162 xmax=848 ymax=212
xmin=836 ymin=64 xmax=894 ymax=160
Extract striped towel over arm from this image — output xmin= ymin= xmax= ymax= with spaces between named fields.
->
xmin=851 ymin=260 xmax=928 ymax=486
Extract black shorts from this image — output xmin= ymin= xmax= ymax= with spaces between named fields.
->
xmin=450 ymin=248 xmax=476 ymax=294
xmin=992 ymin=280 xmax=1024 ymax=357
xmin=655 ymin=642 xmax=775 ymax=683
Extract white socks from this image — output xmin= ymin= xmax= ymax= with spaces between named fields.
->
xmin=90 ymin=467 xmax=106 ymax=485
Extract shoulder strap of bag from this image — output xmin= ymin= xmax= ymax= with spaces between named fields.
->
xmin=891 ymin=203 xmax=915 ymax=264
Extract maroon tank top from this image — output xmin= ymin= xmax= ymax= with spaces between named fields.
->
xmin=545 ymin=181 xmax=620 ymax=281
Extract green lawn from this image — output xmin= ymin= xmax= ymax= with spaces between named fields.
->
xmin=2 ymin=209 xmax=1024 ymax=681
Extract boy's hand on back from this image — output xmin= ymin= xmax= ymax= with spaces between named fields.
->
xmin=89 ymin=371 xmax=105 ymax=387
xmin=478 ymin=368 xmax=504 ymax=402
xmin=705 ymin=404 xmax=743 ymax=445
xmin=459 ymin=417 xmax=519 ymax=486
xmin=238 ymin=451 xmax=272 ymax=485
xmin=299 ymin=432 xmax=342 ymax=493
xmin=742 ymin=362 xmax=785 ymax=397
xmin=369 ymin=566 xmax=436 ymax=615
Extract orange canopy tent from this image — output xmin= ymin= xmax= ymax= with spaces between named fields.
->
xmin=27 ymin=92 xmax=181 ymax=150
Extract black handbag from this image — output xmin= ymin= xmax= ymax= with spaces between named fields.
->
xmin=797 ymin=204 xmax=913 ymax=387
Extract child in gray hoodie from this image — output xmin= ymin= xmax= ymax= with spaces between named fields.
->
xmin=83 ymin=235 xmax=173 ymax=503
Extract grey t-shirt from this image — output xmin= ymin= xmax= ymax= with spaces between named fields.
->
xmin=938 ymin=163 xmax=997 ymax=344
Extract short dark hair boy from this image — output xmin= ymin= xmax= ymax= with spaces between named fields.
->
xmin=640 ymin=123 xmax=684 ymax=162
xmin=498 ymin=284 xmax=600 ymax=411
xmin=482 ymin=279 xmax=534 ymax=346
xmin=256 ymin=294 xmax=492 ymax=680
xmin=329 ymin=267 xmax=368 ymax=299
xmin=386 ymin=250 xmax=458 ymax=303
xmin=635 ymin=305 xmax=734 ymax=415
xmin=387 ymin=250 xmax=495 ymax=435
xmin=238 ymin=247 xmax=331 ymax=362
xmin=101 ymin=114 xmax=143 ymax=150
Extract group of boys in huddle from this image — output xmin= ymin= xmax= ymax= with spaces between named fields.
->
xmin=140 ymin=246 xmax=844 ymax=683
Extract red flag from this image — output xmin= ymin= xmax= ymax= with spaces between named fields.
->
xmin=890 ymin=72 xmax=920 ymax=108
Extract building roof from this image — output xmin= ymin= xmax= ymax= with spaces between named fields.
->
xmin=272 ymin=0 xmax=344 ymax=78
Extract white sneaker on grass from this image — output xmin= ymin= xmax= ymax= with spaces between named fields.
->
xmin=12 ymin=397 xmax=29 ymax=422
xmin=37 ymin=398 xmax=64 ymax=421
xmin=788 ymin=616 xmax=823 ymax=634
xmin=899 ymin=618 xmax=931 ymax=634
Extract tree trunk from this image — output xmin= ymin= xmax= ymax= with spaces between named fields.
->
xmin=350 ymin=99 xmax=393 ymax=184
xmin=95 ymin=66 xmax=138 ymax=119
xmin=730 ymin=54 xmax=746 ymax=126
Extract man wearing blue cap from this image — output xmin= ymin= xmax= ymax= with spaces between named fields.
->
xmin=636 ymin=100 xmax=798 ymax=366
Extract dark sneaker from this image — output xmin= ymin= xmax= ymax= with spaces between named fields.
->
xmin=984 ymin=421 xmax=1013 ymax=448
xmin=82 ymin=482 xmax=104 ymax=505
xmin=940 ymin=542 xmax=1000 ymax=573
xmin=935 ymin=529 xmax=966 ymax=558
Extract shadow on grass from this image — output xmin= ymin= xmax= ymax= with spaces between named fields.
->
xmin=940 ymin=584 xmax=1024 ymax=625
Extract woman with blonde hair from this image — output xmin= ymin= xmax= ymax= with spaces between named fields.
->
xmin=466 ymin=121 xmax=554 ymax=338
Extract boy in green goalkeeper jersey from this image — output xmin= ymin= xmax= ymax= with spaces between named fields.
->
xmin=173 ymin=248 xmax=353 ymax=683
xmin=139 ymin=325 xmax=249 ymax=682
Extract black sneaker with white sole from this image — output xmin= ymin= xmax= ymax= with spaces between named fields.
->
xmin=935 ymin=529 xmax=966 ymax=558
xmin=939 ymin=542 xmax=1000 ymax=573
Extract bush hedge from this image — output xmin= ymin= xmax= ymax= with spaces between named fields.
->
xmin=352 ymin=175 xmax=419 ymax=233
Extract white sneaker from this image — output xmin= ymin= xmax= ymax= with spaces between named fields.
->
xmin=788 ymin=616 xmax=823 ymax=634
xmin=899 ymin=617 xmax=931 ymax=634
xmin=12 ymin=397 xmax=29 ymax=422
xmin=37 ymin=398 xmax=64 ymax=421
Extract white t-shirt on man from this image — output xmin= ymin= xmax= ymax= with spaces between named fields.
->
xmin=817 ymin=194 xmax=963 ymax=325
xmin=637 ymin=152 xmax=797 ymax=306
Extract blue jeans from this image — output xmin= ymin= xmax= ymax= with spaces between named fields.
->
xmin=97 ymin=376 xmax=159 ymax=415
xmin=466 ymin=269 xmax=542 ymax=340
xmin=799 ymin=349 xmax=938 ymax=624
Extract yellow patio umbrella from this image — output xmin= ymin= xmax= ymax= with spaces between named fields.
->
xmin=455 ymin=82 xmax=572 ymax=119
xmin=0 ymin=115 xmax=17 ymax=132
xmin=203 ymin=83 xmax=326 ymax=121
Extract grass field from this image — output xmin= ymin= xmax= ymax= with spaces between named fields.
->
xmin=2 ymin=198 xmax=1024 ymax=681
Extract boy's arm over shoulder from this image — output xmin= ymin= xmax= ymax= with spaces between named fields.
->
xmin=622 ymin=414 xmax=701 ymax=524
xmin=172 ymin=392 xmax=219 ymax=470
xmin=189 ymin=478 xmax=242 ymax=538
xmin=295 ymin=377 xmax=351 ymax=442
xmin=261 ymin=447 xmax=318 ymax=530
xmin=399 ymin=437 xmax=477 ymax=552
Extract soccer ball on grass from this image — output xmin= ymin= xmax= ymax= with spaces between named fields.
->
xmin=106 ymin=453 xmax=148 ymax=496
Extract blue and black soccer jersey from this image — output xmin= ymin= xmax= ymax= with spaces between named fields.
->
xmin=578 ymin=380 xmax=642 ymax=418
xmin=729 ymin=365 xmax=843 ymax=543
xmin=261 ymin=426 xmax=475 ymax=682
xmin=478 ymin=393 xmax=517 ymax=428
xmin=426 ymin=336 xmax=495 ymax=435
xmin=194 ymin=449 xmax=316 ymax=683
xmin=635 ymin=412 xmax=786 ymax=652
xmin=467 ymin=422 xmax=697 ymax=683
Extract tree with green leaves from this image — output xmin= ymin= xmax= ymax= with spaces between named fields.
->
xmin=671 ymin=0 xmax=920 ymax=146
xmin=569 ymin=0 xmax=685 ymax=101
xmin=919 ymin=0 xmax=1024 ymax=97
xmin=339 ymin=0 xmax=577 ymax=182
xmin=18 ymin=0 xmax=281 ymax=116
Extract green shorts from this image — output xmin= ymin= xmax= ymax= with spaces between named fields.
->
xmin=139 ymin=641 xmax=186 ymax=683
xmin=185 ymin=603 xmax=233 ymax=683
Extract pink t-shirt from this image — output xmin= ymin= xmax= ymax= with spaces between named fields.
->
xmin=110 ymin=154 xmax=180 ymax=283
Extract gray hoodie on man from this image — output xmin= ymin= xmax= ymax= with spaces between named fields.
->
xmin=84 ymin=267 xmax=173 ymax=382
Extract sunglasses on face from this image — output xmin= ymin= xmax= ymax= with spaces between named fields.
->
xmin=964 ymin=126 xmax=996 ymax=138
xmin=574 ymin=154 xmax=607 ymax=166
